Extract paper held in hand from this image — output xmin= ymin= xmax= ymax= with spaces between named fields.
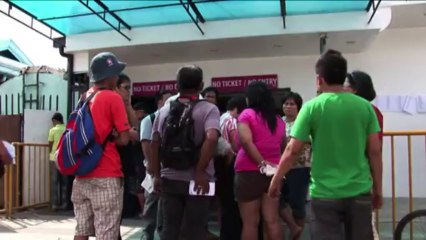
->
xmin=141 ymin=174 xmax=154 ymax=194
xmin=260 ymin=164 xmax=277 ymax=177
xmin=189 ymin=180 xmax=215 ymax=196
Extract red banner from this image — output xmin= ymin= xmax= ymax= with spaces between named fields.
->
xmin=132 ymin=80 xmax=177 ymax=97
xmin=211 ymin=74 xmax=278 ymax=93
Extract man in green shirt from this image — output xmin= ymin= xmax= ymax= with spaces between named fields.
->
xmin=48 ymin=112 xmax=67 ymax=210
xmin=269 ymin=50 xmax=383 ymax=240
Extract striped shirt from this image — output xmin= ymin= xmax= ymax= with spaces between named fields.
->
xmin=220 ymin=112 xmax=237 ymax=144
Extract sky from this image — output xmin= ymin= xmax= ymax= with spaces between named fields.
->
xmin=0 ymin=14 xmax=67 ymax=69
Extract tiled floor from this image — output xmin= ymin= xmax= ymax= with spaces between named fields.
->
xmin=0 ymin=198 xmax=425 ymax=239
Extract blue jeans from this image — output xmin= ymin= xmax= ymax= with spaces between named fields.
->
xmin=50 ymin=162 xmax=69 ymax=208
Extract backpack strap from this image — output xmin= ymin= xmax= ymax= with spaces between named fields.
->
xmin=76 ymin=129 xmax=112 ymax=158
xmin=149 ymin=113 xmax=156 ymax=125
xmin=77 ymin=88 xmax=108 ymax=109
xmin=101 ymin=132 xmax=112 ymax=149
xmin=189 ymin=99 xmax=206 ymax=148
xmin=187 ymin=99 xmax=205 ymax=115
xmin=79 ymin=88 xmax=112 ymax=151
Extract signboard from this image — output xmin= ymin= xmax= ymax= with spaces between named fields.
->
xmin=133 ymin=80 xmax=177 ymax=97
xmin=133 ymin=74 xmax=278 ymax=96
xmin=211 ymin=74 xmax=278 ymax=93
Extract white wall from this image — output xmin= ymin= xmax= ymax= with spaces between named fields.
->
xmin=126 ymin=27 xmax=426 ymax=198
xmin=22 ymin=110 xmax=54 ymax=206
xmin=73 ymin=51 xmax=89 ymax=73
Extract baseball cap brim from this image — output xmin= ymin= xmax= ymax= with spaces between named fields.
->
xmin=91 ymin=61 xmax=127 ymax=82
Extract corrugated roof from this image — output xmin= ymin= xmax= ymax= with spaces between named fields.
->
xmin=0 ymin=39 xmax=33 ymax=65
xmin=5 ymin=0 xmax=370 ymax=41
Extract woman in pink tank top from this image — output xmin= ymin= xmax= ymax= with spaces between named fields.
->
xmin=234 ymin=81 xmax=285 ymax=240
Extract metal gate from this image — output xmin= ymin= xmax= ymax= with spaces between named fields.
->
xmin=0 ymin=93 xmax=60 ymax=115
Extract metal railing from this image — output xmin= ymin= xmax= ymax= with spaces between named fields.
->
xmin=377 ymin=130 xmax=426 ymax=240
xmin=2 ymin=143 xmax=50 ymax=218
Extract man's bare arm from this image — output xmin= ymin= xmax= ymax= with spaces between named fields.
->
xmin=367 ymin=133 xmax=383 ymax=197
xmin=141 ymin=140 xmax=152 ymax=173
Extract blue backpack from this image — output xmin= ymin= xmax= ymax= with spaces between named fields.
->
xmin=55 ymin=89 xmax=110 ymax=176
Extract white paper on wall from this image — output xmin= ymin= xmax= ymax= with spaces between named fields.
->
xmin=373 ymin=95 xmax=388 ymax=111
xmin=374 ymin=95 xmax=405 ymax=112
xmin=390 ymin=95 xmax=406 ymax=112
xmin=402 ymin=96 xmax=417 ymax=115
xmin=417 ymin=96 xmax=426 ymax=113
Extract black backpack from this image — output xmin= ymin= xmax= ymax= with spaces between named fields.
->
xmin=160 ymin=99 xmax=204 ymax=170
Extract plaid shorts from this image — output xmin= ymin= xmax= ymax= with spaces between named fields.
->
xmin=71 ymin=178 xmax=124 ymax=239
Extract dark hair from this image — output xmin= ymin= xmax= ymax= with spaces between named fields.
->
xmin=282 ymin=92 xmax=303 ymax=111
xmin=154 ymin=89 xmax=172 ymax=105
xmin=226 ymin=96 xmax=247 ymax=114
xmin=347 ymin=71 xmax=376 ymax=102
xmin=52 ymin=112 xmax=64 ymax=124
xmin=176 ymin=65 xmax=203 ymax=91
xmin=246 ymin=81 xmax=277 ymax=133
xmin=117 ymin=73 xmax=130 ymax=86
xmin=315 ymin=49 xmax=347 ymax=85
xmin=201 ymin=87 xmax=219 ymax=98
xmin=133 ymin=102 xmax=149 ymax=112
xmin=323 ymin=49 xmax=342 ymax=56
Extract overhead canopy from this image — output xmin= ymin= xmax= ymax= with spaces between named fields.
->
xmin=3 ymin=0 xmax=372 ymax=41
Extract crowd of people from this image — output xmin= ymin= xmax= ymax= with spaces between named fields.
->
xmin=38 ymin=49 xmax=383 ymax=240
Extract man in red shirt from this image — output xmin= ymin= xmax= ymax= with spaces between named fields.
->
xmin=71 ymin=52 xmax=131 ymax=240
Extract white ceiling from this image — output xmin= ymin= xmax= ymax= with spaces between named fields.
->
xmin=88 ymin=2 xmax=426 ymax=66
xmin=388 ymin=2 xmax=426 ymax=28
xmin=89 ymin=29 xmax=379 ymax=66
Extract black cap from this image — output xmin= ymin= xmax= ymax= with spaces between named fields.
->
xmin=90 ymin=52 xmax=126 ymax=82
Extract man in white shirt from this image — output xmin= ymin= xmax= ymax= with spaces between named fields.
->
xmin=218 ymin=96 xmax=247 ymax=240
xmin=140 ymin=90 xmax=172 ymax=240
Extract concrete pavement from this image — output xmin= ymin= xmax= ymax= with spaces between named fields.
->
xmin=1 ymin=198 xmax=422 ymax=239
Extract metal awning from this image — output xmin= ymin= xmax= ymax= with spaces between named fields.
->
xmin=1 ymin=0 xmax=379 ymax=42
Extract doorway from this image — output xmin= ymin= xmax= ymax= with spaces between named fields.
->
xmin=131 ymin=96 xmax=157 ymax=114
